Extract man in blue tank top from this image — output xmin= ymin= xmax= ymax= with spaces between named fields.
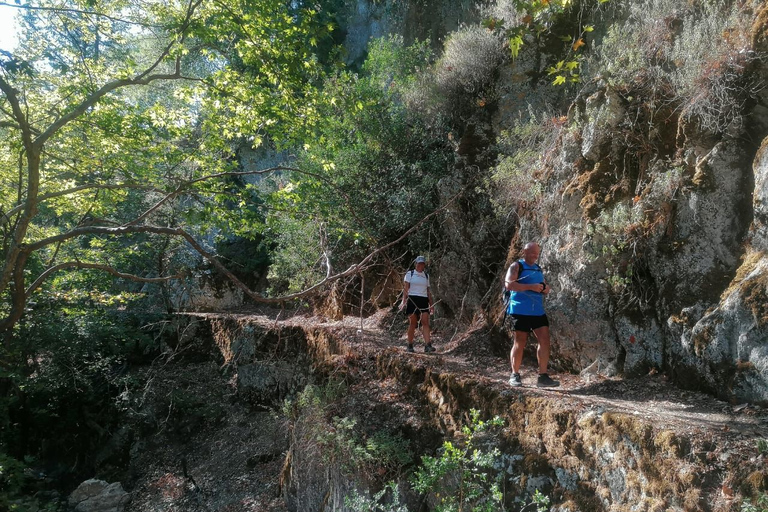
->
xmin=504 ymin=242 xmax=559 ymax=388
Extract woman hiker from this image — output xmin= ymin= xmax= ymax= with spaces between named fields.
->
xmin=400 ymin=256 xmax=435 ymax=353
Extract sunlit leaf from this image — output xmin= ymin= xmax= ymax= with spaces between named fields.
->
xmin=509 ymin=35 xmax=524 ymax=59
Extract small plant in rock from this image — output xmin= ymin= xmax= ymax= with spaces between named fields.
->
xmin=757 ymin=439 xmax=768 ymax=455
xmin=285 ymin=382 xmax=412 ymax=481
xmin=524 ymin=489 xmax=551 ymax=512
xmin=316 ymin=416 xmax=412 ymax=476
xmin=412 ymin=409 xmax=505 ymax=512
xmin=345 ymin=482 xmax=409 ymax=512
xmin=742 ymin=492 xmax=768 ymax=512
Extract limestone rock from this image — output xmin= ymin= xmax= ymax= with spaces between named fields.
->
xmin=69 ymin=479 xmax=130 ymax=512
xmin=752 ymin=138 xmax=768 ymax=252
xmin=581 ymin=88 xmax=625 ymax=162
xmin=237 ymin=361 xmax=306 ymax=405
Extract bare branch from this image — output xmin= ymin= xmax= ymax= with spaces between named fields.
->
xmin=0 ymin=1 xmax=163 ymax=28
xmin=23 ymin=189 xmax=463 ymax=306
xmin=26 ymin=262 xmax=183 ymax=298
xmin=0 ymin=76 xmax=34 ymax=152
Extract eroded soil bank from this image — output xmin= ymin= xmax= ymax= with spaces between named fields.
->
xmin=123 ymin=308 xmax=768 ymax=511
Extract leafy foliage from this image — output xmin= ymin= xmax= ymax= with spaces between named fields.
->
xmin=345 ymin=482 xmax=409 ymax=512
xmin=263 ymin=36 xmax=454 ymax=294
xmin=412 ymin=409 xmax=505 ymax=512
xmin=0 ymin=452 xmax=57 ymax=512
xmin=0 ymin=286 xmax=166 ymax=509
xmin=0 ymin=0 xmax=344 ymax=335
xmin=743 ymin=493 xmax=768 ymax=512
xmin=484 ymin=0 xmax=612 ymax=85
xmin=346 ymin=409 xmax=553 ymax=512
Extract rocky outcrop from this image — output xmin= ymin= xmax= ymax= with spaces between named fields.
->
xmin=668 ymin=138 xmax=768 ymax=404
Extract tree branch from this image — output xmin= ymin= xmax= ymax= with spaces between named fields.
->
xmin=23 ymin=189 xmax=463 ymax=306
xmin=0 ymin=76 xmax=34 ymax=152
xmin=0 ymin=182 xmax=161 ymax=227
xmin=0 ymin=1 xmax=163 ymax=27
xmin=26 ymin=262 xmax=183 ymax=298
xmin=34 ymin=0 xmax=204 ymax=148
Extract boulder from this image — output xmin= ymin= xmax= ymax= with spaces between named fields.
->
xmin=68 ymin=479 xmax=130 ymax=512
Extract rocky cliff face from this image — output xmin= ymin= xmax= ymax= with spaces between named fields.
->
xmin=340 ymin=0 xmax=482 ymax=65
xmin=484 ymin=1 xmax=768 ymax=405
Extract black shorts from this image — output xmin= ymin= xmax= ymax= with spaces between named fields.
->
xmin=508 ymin=314 xmax=549 ymax=332
xmin=406 ymin=296 xmax=430 ymax=316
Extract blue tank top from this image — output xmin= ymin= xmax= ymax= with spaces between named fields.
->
xmin=508 ymin=260 xmax=545 ymax=316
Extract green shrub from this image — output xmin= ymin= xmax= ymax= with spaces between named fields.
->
xmin=0 ymin=452 xmax=59 ymax=511
xmin=0 ymin=291 xmax=166 ymax=489
xmin=345 ymin=482 xmax=408 ymax=512
xmin=435 ymin=26 xmax=506 ymax=99
xmin=412 ymin=409 xmax=505 ymax=512
xmin=284 ymin=383 xmax=413 ymax=480
xmin=264 ymin=36 xmax=454 ymax=294
xmin=743 ymin=492 xmax=768 ymax=512
xmin=587 ymin=0 xmax=758 ymax=134
xmin=491 ymin=116 xmax=564 ymax=211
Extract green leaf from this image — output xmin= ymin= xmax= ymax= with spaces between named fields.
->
xmin=509 ymin=35 xmax=524 ymax=59
xmin=552 ymin=75 xmax=566 ymax=85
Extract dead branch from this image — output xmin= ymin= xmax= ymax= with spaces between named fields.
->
xmin=26 ymin=262 xmax=183 ymax=298
xmin=22 ymin=188 xmax=463 ymax=305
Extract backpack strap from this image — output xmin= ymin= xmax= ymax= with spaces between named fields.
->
xmin=409 ymin=269 xmax=428 ymax=278
xmin=517 ymin=260 xmax=541 ymax=281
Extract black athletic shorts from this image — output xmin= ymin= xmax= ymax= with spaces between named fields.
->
xmin=406 ymin=295 xmax=430 ymax=316
xmin=508 ymin=314 xmax=549 ymax=332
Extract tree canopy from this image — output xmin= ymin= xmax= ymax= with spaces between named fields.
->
xmin=0 ymin=0 xmax=350 ymax=333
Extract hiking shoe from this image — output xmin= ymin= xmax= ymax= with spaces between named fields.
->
xmin=424 ymin=345 xmax=436 ymax=353
xmin=508 ymin=373 xmax=522 ymax=387
xmin=537 ymin=374 xmax=560 ymax=388
xmin=406 ymin=345 xmax=415 ymax=353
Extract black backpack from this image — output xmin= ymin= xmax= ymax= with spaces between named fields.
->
xmin=407 ymin=268 xmax=429 ymax=280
